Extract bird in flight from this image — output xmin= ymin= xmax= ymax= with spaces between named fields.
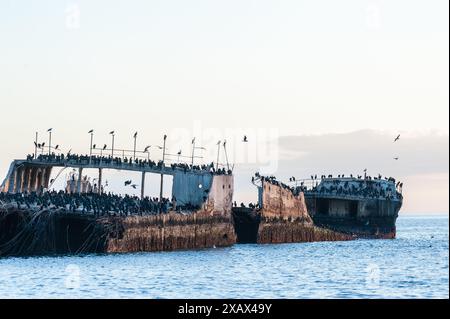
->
xmin=103 ymin=144 xmax=107 ymax=150
xmin=394 ymin=134 xmax=401 ymax=142
xmin=124 ymin=180 xmax=132 ymax=186
xmin=131 ymin=184 xmax=138 ymax=189
xmin=243 ymin=136 xmax=248 ymax=143
xmin=394 ymin=157 xmax=399 ymax=160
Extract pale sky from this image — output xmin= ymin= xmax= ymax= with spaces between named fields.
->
xmin=0 ymin=0 xmax=448 ymax=213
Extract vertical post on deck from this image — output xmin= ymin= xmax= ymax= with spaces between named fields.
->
xmin=89 ymin=130 xmax=94 ymax=164
xmin=133 ymin=132 xmax=138 ymax=161
xmin=191 ymin=138 xmax=196 ymax=166
xmin=34 ymin=132 xmax=38 ymax=159
xmin=48 ymin=128 xmax=53 ymax=156
xmin=216 ymin=140 xmax=221 ymax=170
xmin=110 ymin=131 xmax=115 ymax=158
xmin=223 ymin=140 xmax=230 ymax=171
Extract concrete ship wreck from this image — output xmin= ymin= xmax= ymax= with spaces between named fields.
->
xmin=233 ymin=174 xmax=403 ymax=243
xmin=0 ymin=151 xmax=402 ymax=257
xmin=0 ymin=155 xmax=236 ymax=256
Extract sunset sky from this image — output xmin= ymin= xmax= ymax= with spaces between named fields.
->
xmin=0 ymin=0 xmax=448 ymax=214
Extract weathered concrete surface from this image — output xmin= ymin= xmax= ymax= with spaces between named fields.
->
xmin=1 ymin=162 xmax=53 ymax=194
xmin=104 ymin=213 xmax=236 ymax=253
xmin=105 ymin=175 xmax=236 ymax=253
xmin=259 ymin=180 xmax=311 ymax=221
xmin=242 ymin=180 xmax=353 ymax=244
xmin=257 ymin=217 xmax=353 ymax=244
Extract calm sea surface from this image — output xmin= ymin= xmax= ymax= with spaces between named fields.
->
xmin=0 ymin=215 xmax=448 ymax=299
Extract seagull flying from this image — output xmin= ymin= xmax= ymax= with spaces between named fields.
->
xmin=131 ymin=184 xmax=138 ymax=189
xmin=394 ymin=157 xmax=399 ymax=160
xmin=243 ymin=136 xmax=248 ymax=143
xmin=394 ymin=134 xmax=400 ymax=142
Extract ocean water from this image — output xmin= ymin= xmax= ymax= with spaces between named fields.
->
xmin=0 ymin=216 xmax=448 ymax=299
